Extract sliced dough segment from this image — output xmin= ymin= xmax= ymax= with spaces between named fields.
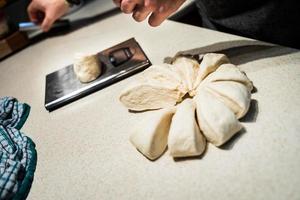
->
xmin=172 ymin=57 xmax=200 ymax=96
xmin=195 ymin=90 xmax=243 ymax=146
xmin=203 ymin=63 xmax=253 ymax=92
xmin=193 ymin=53 xmax=229 ymax=89
xmin=206 ymin=81 xmax=251 ymax=119
xmin=130 ymin=108 xmax=176 ymax=160
xmin=142 ymin=64 xmax=187 ymax=94
xmin=119 ymin=82 xmax=183 ymax=111
xmin=168 ymin=98 xmax=206 ymax=157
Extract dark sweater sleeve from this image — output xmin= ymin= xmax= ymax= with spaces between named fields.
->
xmin=195 ymin=0 xmax=300 ymax=48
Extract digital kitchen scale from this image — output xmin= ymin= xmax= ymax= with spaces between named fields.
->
xmin=45 ymin=38 xmax=151 ymax=111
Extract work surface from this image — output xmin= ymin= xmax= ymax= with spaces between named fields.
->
xmin=0 ymin=13 xmax=300 ymax=200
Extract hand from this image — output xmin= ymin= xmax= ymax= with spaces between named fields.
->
xmin=113 ymin=0 xmax=186 ymax=26
xmin=27 ymin=0 xmax=69 ymax=32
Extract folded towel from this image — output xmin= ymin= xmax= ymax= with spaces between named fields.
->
xmin=0 ymin=97 xmax=37 ymax=200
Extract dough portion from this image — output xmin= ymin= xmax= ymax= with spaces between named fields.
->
xmin=195 ymin=89 xmax=243 ymax=146
xmin=141 ymin=64 xmax=187 ymax=94
xmin=206 ymin=81 xmax=251 ymax=119
xmin=168 ymin=98 xmax=206 ymax=157
xmin=73 ymin=53 xmax=102 ymax=83
xmin=202 ymin=63 xmax=253 ymax=92
xmin=120 ymin=53 xmax=253 ymax=160
xmin=120 ymin=63 xmax=189 ymax=111
xmin=130 ymin=108 xmax=176 ymax=160
xmin=193 ymin=53 xmax=229 ymax=90
xmin=172 ymin=57 xmax=200 ymax=96
xmin=119 ymin=81 xmax=183 ymax=111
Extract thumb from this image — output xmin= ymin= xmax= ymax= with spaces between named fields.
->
xmin=41 ymin=12 xmax=56 ymax=32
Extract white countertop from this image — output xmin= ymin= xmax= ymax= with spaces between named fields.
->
xmin=0 ymin=13 xmax=300 ymax=200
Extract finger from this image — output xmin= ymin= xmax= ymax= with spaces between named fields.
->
xmin=148 ymin=0 xmax=184 ymax=27
xmin=120 ymin=0 xmax=141 ymax=14
xmin=132 ymin=10 xmax=151 ymax=22
xmin=27 ymin=3 xmax=40 ymax=23
xmin=41 ymin=12 xmax=56 ymax=32
xmin=132 ymin=5 xmax=152 ymax=22
xmin=148 ymin=5 xmax=172 ymax=27
xmin=132 ymin=0 xmax=157 ymax=22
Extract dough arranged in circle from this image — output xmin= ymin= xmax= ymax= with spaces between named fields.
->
xmin=120 ymin=53 xmax=253 ymax=160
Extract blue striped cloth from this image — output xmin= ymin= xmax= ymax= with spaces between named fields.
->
xmin=0 ymin=97 xmax=37 ymax=200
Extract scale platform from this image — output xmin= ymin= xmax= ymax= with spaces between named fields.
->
xmin=45 ymin=38 xmax=151 ymax=111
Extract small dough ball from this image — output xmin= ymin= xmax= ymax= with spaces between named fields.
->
xmin=73 ymin=53 xmax=102 ymax=83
